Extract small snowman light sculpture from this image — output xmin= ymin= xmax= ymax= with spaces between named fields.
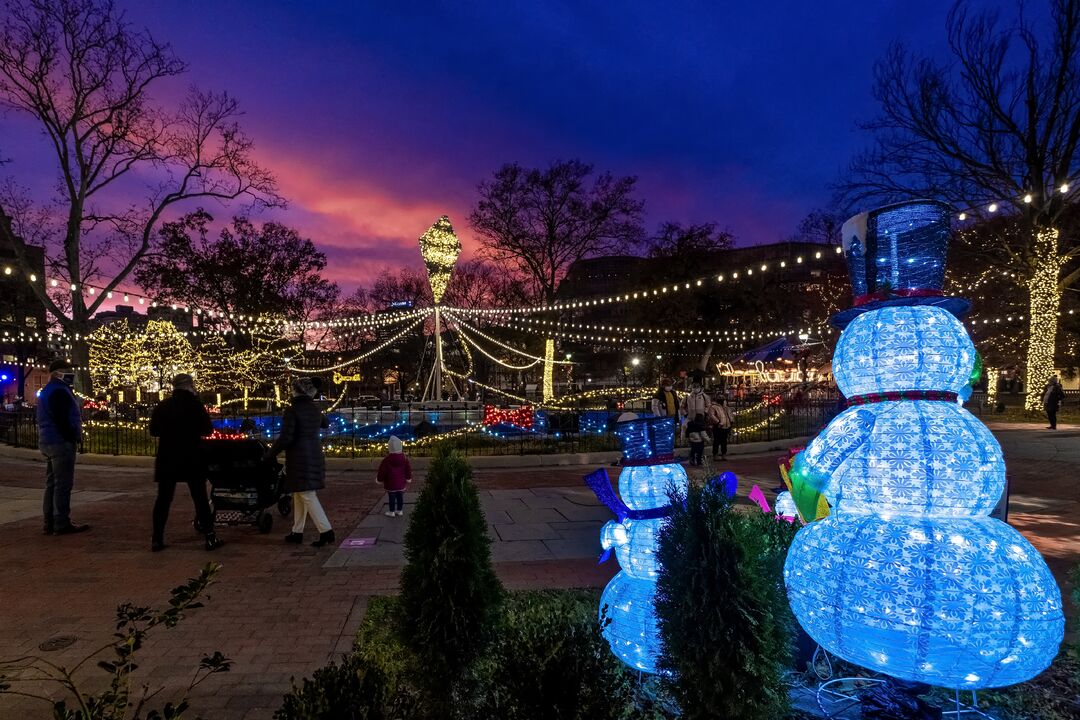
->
xmin=784 ymin=201 xmax=1063 ymax=690
xmin=584 ymin=414 xmax=687 ymax=673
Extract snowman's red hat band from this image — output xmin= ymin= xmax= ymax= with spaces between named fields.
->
xmin=852 ymin=288 xmax=943 ymax=307
xmin=846 ymin=390 xmax=958 ymax=406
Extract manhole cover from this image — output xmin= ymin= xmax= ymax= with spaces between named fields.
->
xmin=38 ymin=635 xmax=77 ymax=652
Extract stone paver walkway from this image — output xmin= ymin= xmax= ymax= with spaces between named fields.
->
xmin=0 ymin=424 xmax=1076 ymax=718
xmin=326 ymin=487 xmax=611 ymax=568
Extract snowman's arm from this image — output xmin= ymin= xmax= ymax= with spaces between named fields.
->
xmin=796 ymin=407 xmax=876 ymax=491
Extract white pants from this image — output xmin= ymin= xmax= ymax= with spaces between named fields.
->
xmin=292 ymin=491 xmax=331 ymax=534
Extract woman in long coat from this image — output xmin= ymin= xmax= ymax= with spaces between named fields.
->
xmin=267 ymin=377 xmax=334 ymax=547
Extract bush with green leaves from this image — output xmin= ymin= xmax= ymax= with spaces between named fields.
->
xmin=0 ymin=563 xmax=230 ymax=720
xmin=463 ymin=590 xmax=668 ymax=720
xmin=398 ymin=445 xmax=503 ymax=697
xmin=278 ymin=592 xmax=669 ymax=720
xmin=655 ymin=482 xmax=797 ymax=720
xmin=274 ymin=597 xmax=422 ymax=720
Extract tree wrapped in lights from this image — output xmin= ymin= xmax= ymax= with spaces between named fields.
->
xmin=89 ymin=319 xmax=194 ymax=394
xmin=784 ymin=201 xmax=1063 ymax=691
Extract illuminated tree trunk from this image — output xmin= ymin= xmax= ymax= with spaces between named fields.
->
xmin=542 ymin=338 xmax=555 ymax=402
xmin=1023 ymin=228 xmax=1061 ymax=412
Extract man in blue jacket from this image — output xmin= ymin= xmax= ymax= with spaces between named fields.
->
xmin=36 ymin=359 xmax=89 ymax=535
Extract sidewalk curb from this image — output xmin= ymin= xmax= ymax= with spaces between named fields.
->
xmin=0 ymin=436 xmax=810 ymax=470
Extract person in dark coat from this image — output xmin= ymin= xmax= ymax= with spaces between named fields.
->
xmin=149 ymin=374 xmax=222 ymax=552
xmin=36 ymin=359 xmax=89 ymax=535
xmin=266 ymin=377 xmax=334 ymax=547
xmin=1043 ymin=375 xmax=1067 ymax=430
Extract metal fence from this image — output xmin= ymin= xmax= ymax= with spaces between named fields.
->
xmin=0 ymin=391 xmax=844 ymax=458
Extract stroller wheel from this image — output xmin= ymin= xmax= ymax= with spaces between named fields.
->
xmin=278 ymin=495 xmax=292 ymax=517
xmin=257 ymin=512 xmax=273 ymax=534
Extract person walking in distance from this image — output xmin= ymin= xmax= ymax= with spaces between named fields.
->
xmin=650 ymin=379 xmax=679 ymax=418
xmin=149 ymin=374 xmax=223 ymax=552
xmin=378 ymin=435 xmax=412 ymax=516
xmin=678 ymin=380 xmax=711 ymax=445
xmin=707 ymin=394 xmax=734 ymax=461
xmin=1043 ymin=375 xmax=1066 ymax=430
xmin=37 ymin=359 xmax=89 ymax=535
xmin=267 ymin=377 xmax=335 ymax=547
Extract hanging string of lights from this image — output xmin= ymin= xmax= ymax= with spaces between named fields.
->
xmin=466 ymin=312 xmax=832 ymax=346
xmin=445 ymin=311 xmax=576 ymax=365
xmin=286 ymin=316 xmax=426 ymax=372
xmin=472 ymin=312 xmax=829 ymax=341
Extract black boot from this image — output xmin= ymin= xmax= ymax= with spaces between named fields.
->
xmin=312 ymin=530 xmax=335 ymax=548
xmin=151 ymin=539 xmax=166 ymax=552
xmin=284 ymin=532 xmax=303 ymax=544
xmin=204 ymin=534 xmax=225 ymax=551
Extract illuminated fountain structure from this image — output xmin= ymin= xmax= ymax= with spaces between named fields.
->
xmin=784 ymin=201 xmax=1063 ymax=689
xmin=585 ymin=415 xmax=686 ymax=673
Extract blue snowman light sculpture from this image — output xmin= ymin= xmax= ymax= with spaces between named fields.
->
xmin=784 ymin=201 xmax=1064 ymax=690
xmin=584 ymin=415 xmax=687 ymax=674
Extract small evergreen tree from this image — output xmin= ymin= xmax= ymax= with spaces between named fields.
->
xmin=655 ymin=483 xmax=797 ymax=720
xmin=399 ymin=445 xmax=503 ymax=703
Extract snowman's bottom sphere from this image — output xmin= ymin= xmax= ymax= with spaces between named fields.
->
xmin=784 ymin=514 xmax=1063 ymax=689
xmin=599 ymin=571 xmax=660 ymax=673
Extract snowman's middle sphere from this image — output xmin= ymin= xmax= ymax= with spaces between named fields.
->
xmin=834 ymin=306 xmax=974 ymax=396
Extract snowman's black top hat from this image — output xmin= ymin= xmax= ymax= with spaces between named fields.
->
xmin=831 ymin=199 xmax=971 ymax=328
xmin=614 ymin=416 xmax=676 ymax=466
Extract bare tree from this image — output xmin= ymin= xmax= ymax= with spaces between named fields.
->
xmin=839 ymin=0 xmax=1080 ymax=409
xmin=0 ymin=0 xmax=281 ymax=390
xmin=469 ymin=159 xmax=645 ymax=398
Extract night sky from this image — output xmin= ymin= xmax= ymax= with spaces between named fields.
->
xmin=5 ymin=0 xmax=959 ymax=292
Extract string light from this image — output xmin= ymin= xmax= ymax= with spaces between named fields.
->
xmin=287 ymin=316 xmax=427 ymax=372
xmin=1023 ymin=228 xmax=1061 ymax=411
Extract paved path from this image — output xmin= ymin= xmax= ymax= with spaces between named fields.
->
xmin=0 ymin=424 xmax=1075 ymax=719
xmin=325 ymin=487 xmax=611 ymax=568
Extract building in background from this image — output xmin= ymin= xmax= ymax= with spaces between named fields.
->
xmin=0 ymin=213 xmax=49 ymax=402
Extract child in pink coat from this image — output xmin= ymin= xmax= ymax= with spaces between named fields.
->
xmin=377 ymin=436 xmax=412 ymax=517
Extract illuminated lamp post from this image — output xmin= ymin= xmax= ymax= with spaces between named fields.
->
xmin=419 ymin=216 xmax=461 ymax=402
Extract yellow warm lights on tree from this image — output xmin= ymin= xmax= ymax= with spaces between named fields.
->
xmin=419 ymin=215 xmax=461 ymax=304
xmin=542 ymin=338 xmax=555 ymax=403
xmin=1023 ymin=228 xmax=1063 ymax=411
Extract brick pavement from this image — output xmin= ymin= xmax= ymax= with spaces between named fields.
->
xmin=0 ymin=426 xmax=1076 ymax=718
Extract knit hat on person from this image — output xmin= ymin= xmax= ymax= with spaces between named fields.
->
xmin=292 ymin=377 xmax=317 ymax=398
xmin=388 ymin=435 xmax=403 ymax=454
xmin=172 ymin=373 xmax=195 ymax=387
xmin=48 ymin=359 xmax=74 ymax=373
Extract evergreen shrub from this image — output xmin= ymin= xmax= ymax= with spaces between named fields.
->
xmin=655 ymin=482 xmax=797 ymax=720
xmin=398 ymin=445 xmax=503 ymax=695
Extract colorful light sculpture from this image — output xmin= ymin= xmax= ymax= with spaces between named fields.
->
xmin=482 ymin=404 xmax=534 ymax=430
xmin=585 ymin=415 xmax=686 ymax=673
xmin=784 ymin=201 xmax=1063 ymax=690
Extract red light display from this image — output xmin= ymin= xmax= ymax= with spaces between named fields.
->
xmin=482 ymin=405 xmax=534 ymax=429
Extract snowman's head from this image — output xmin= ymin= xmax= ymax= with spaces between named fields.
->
xmin=833 ymin=305 xmax=974 ymax=396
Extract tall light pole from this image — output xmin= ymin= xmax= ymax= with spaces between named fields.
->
xmin=419 ymin=216 xmax=461 ymax=402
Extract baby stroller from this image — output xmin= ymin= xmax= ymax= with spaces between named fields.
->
xmin=202 ymin=437 xmax=291 ymax=533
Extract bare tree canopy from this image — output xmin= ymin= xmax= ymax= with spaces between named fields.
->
xmin=839 ymin=0 xmax=1080 ymax=409
xmin=0 ymin=0 xmax=282 ymax=389
xmin=135 ymin=210 xmax=339 ymax=333
xmin=840 ymin=0 xmax=1080 ymax=219
xmin=469 ymin=159 xmax=645 ymax=303
xmin=648 ymin=222 xmax=734 ymax=259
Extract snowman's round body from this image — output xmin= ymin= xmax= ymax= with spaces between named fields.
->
xmin=600 ymin=461 xmax=688 ymax=673
xmin=784 ymin=306 xmax=1063 ymax=689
